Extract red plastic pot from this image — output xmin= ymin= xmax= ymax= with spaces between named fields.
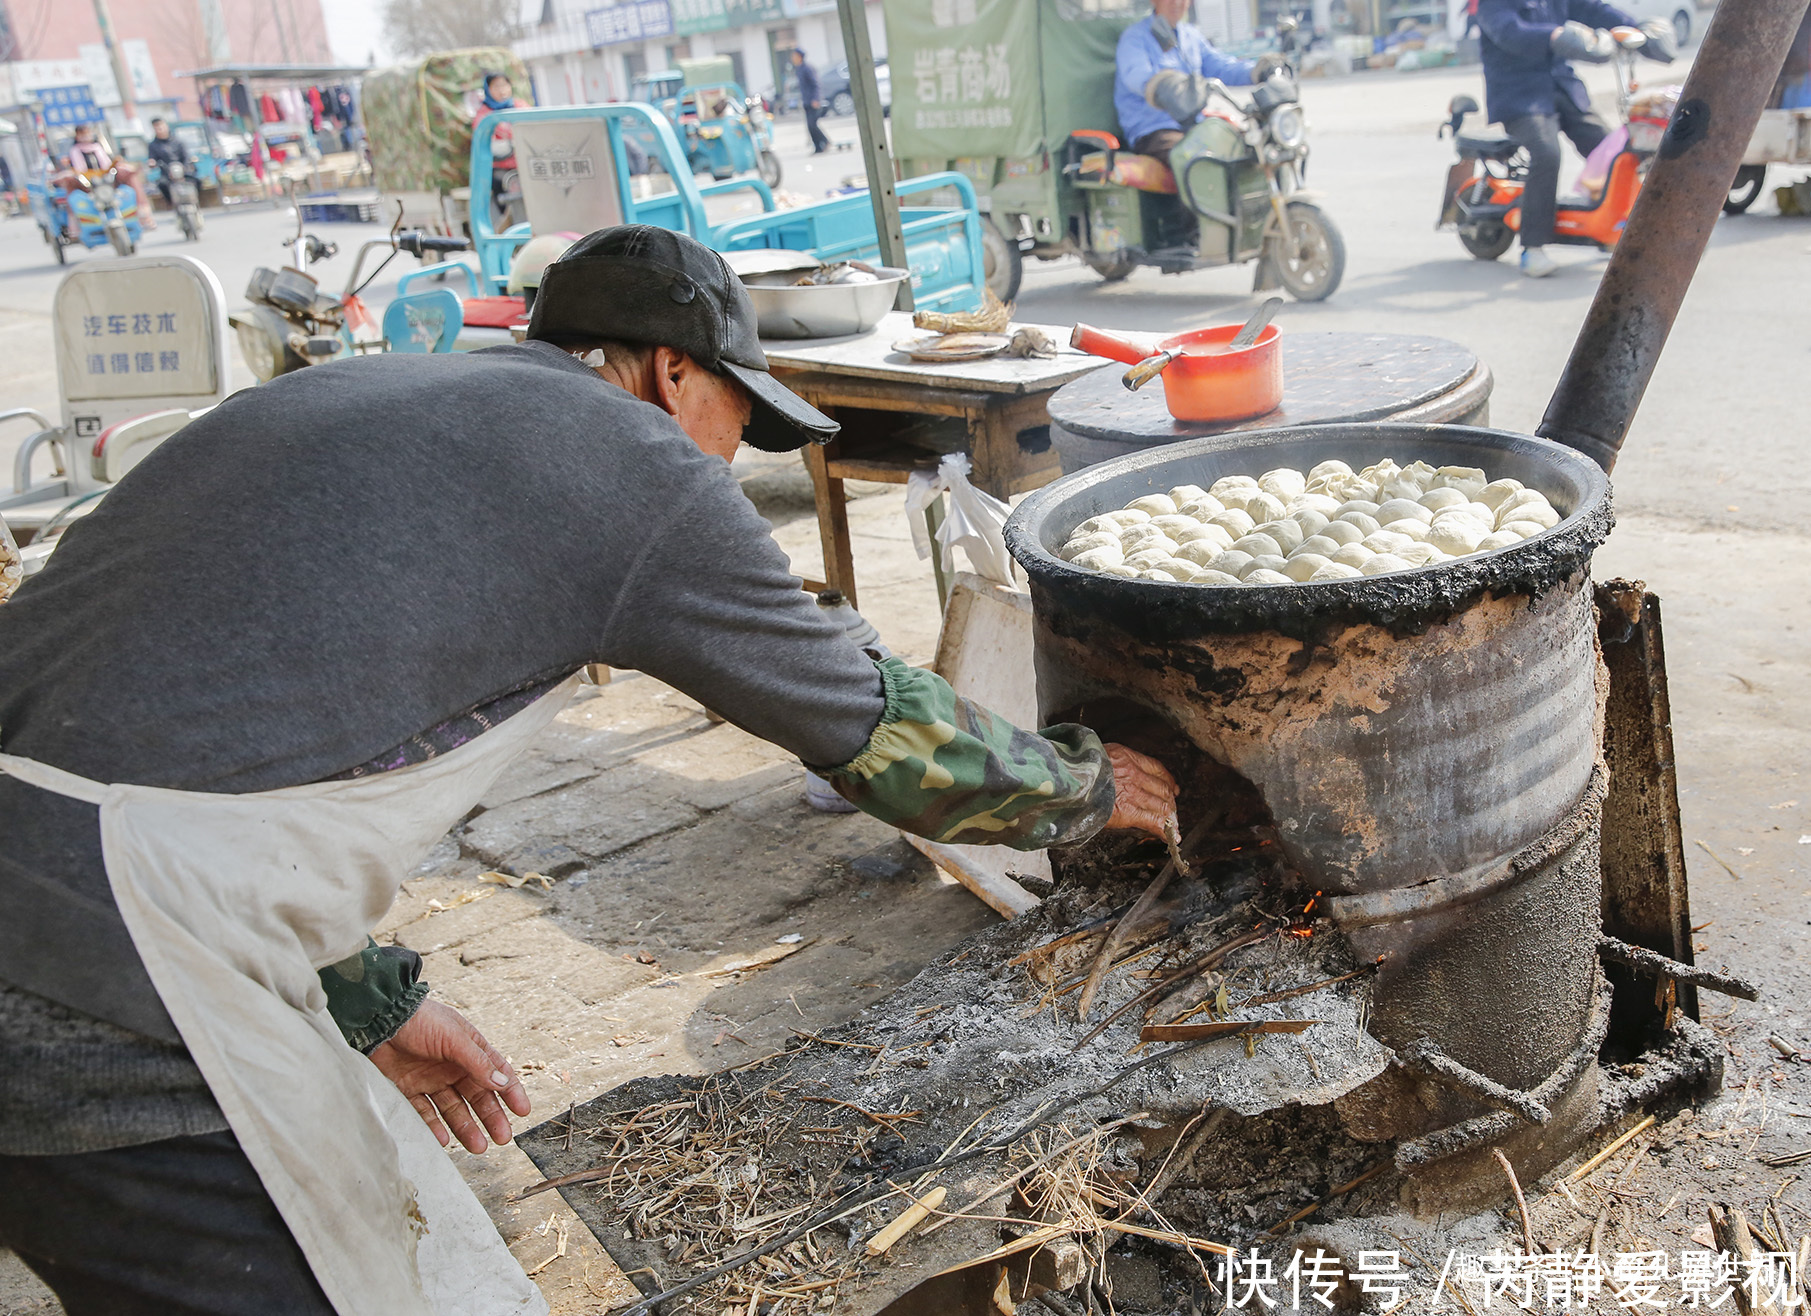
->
xmin=1072 ymin=321 xmax=1284 ymax=424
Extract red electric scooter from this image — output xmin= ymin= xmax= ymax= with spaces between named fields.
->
xmin=1437 ymin=26 xmax=1674 ymax=259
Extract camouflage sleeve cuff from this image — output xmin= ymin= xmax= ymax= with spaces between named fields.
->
xmin=821 ymin=657 xmax=1116 ymax=851
xmin=320 ymin=938 xmax=429 ymax=1053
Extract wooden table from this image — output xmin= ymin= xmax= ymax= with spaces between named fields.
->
xmin=764 ymin=312 xmax=1106 ymax=608
xmin=1046 ymin=330 xmax=1493 ymax=472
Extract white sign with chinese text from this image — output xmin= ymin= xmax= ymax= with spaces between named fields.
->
xmin=53 ymin=255 xmax=230 ymax=437
xmin=513 ymin=119 xmax=626 ymax=232
xmin=888 ymin=0 xmax=1041 ymax=159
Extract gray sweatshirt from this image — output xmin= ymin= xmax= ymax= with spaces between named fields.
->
xmin=0 ymin=342 xmax=892 ymax=1154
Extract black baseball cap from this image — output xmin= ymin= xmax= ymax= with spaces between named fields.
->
xmin=526 ymin=225 xmax=840 ymax=453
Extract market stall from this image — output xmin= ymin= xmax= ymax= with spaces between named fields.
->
xmin=172 ymin=63 xmax=372 ymax=205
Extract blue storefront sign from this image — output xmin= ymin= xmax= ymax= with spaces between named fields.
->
xmin=38 ymin=85 xmax=104 ymax=128
xmin=585 ymin=0 xmax=676 ymax=46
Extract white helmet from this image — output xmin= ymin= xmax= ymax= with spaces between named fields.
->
xmin=507 ymin=232 xmax=581 ymax=295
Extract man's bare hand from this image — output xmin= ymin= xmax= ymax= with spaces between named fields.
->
xmin=1102 ymin=742 xmax=1179 ymax=840
xmin=368 ymin=999 xmax=530 ymax=1154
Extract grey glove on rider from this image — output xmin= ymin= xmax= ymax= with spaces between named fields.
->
xmin=1144 ymin=69 xmax=1213 ymax=123
xmin=1252 ymin=51 xmax=1289 ymax=81
xmin=1551 ymin=20 xmax=1614 ymax=62
xmin=1636 ymin=18 xmax=1678 ymax=61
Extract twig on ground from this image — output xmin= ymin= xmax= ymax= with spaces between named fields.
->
xmin=866 ymin=1186 xmax=947 ymax=1256
xmin=1567 ymin=1115 xmax=1656 ymax=1183
xmin=1389 ymin=1229 xmax=1482 ymax=1316
xmin=1494 ymin=1149 xmax=1536 ymax=1255
xmin=1694 ymin=838 xmax=1743 ymax=881
xmin=1076 ymin=862 xmax=1179 ymax=1021
xmin=797 ymin=1094 xmax=921 ymax=1128
xmin=792 ymin=1030 xmax=883 ymax=1052
xmin=525 ymin=1217 xmax=570 ymax=1276
xmin=1264 ymin=1161 xmax=1390 ymax=1236
xmin=1072 ymin=927 xmax=1269 ymax=1051
xmin=919 ymin=1115 xmax=1150 ymax=1239
xmin=1709 ymin=1204 xmax=1784 ymax=1316
xmin=1226 ymin=962 xmax=1382 ymax=1012
xmin=1076 ymin=813 xmax=1220 ymax=1020
xmin=1140 ymin=1018 xmax=1320 ymax=1044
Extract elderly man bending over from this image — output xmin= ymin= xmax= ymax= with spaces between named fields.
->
xmin=0 ymin=225 xmax=1179 ymax=1316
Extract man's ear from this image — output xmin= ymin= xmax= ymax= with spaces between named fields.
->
xmin=650 ymin=345 xmax=688 ymax=415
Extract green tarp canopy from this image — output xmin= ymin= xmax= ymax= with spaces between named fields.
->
xmin=886 ymin=0 xmax=1142 ymax=163
xmin=364 ymin=48 xmax=532 ymax=196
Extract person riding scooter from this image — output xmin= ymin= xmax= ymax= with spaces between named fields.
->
xmin=1114 ymin=0 xmax=1284 ymax=166
xmin=474 ymin=72 xmax=519 ymax=223
xmin=56 ymin=125 xmax=153 ymax=235
xmin=65 ymin=124 xmax=112 ymax=175
xmin=146 ymin=118 xmax=192 ymax=211
xmin=1477 ymin=0 xmax=1671 ymax=277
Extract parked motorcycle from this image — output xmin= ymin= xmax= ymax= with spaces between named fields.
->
xmin=166 ymin=160 xmax=204 ymax=242
xmin=1061 ymin=28 xmax=1344 ymax=302
xmin=1438 ymin=25 xmax=1675 ymax=260
xmin=230 ymin=208 xmax=471 ymax=381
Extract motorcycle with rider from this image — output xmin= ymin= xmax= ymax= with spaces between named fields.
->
xmin=1443 ymin=0 xmax=1677 ymax=277
xmin=148 ymin=117 xmax=205 ymax=242
xmin=885 ymin=0 xmax=1343 ymax=303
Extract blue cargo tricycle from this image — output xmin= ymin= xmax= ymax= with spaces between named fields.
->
xmin=468 ymin=102 xmax=986 ymax=318
xmin=632 ymin=58 xmax=781 ymax=188
xmin=28 ymin=166 xmax=144 ymax=263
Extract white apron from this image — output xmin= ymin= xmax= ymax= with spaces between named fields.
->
xmin=0 ymin=675 xmax=581 ymax=1316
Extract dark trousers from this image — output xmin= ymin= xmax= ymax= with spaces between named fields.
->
xmin=0 ymin=1130 xmax=335 ymax=1315
xmin=804 ymin=102 xmax=830 ymax=153
xmin=1504 ymin=94 xmax=1611 ymax=248
xmin=1132 ymin=128 xmax=1185 ymax=168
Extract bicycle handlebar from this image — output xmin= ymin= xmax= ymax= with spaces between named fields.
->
xmin=397 ymin=231 xmax=472 ymax=256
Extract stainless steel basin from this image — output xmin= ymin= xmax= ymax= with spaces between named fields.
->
xmin=741 ymin=267 xmax=908 ymax=339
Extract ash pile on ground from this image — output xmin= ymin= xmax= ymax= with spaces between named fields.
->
xmin=516 ymin=819 xmax=1448 ymax=1311
xmin=516 ymin=785 xmax=1791 ymax=1315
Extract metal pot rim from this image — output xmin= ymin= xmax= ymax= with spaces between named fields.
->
xmin=1003 ymin=422 xmax=1613 ymax=641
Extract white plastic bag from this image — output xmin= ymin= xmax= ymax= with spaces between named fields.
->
xmin=904 ymin=453 xmax=1018 ymax=587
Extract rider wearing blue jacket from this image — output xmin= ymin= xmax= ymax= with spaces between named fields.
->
xmin=1477 ymin=0 xmax=1641 ymax=278
xmin=1115 ymin=0 xmax=1267 ymax=165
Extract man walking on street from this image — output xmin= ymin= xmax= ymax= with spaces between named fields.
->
xmin=792 ymin=47 xmax=830 ymax=154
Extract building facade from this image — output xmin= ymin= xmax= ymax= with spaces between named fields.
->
xmin=514 ymin=0 xmax=885 ymax=108
xmin=0 ymin=0 xmax=331 ymax=123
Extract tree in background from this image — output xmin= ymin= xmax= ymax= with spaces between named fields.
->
xmin=382 ymin=0 xmax=519 ymax=58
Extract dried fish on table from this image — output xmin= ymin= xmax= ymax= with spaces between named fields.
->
xmin=792 ymin=260 xmax=886 ymax=286
xmin=912 ymin=288 xmax=1012 ymax=334
xmin=1006 ymin=326 xmax=1058 ymax=358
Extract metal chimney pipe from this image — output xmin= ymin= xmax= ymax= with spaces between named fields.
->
xmin=1537 ymin=0 xmax=1811 ymax=471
